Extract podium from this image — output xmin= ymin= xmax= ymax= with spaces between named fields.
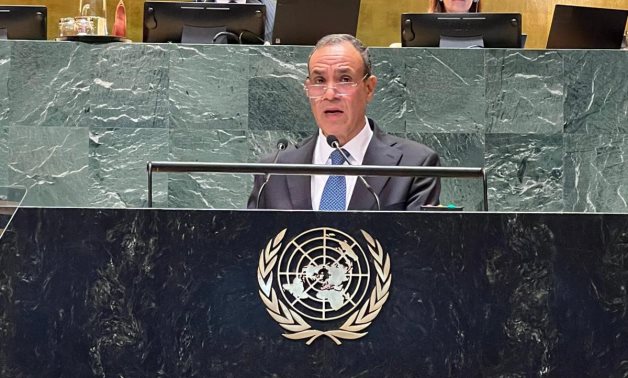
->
xmin=1 ymin=207 xmax=627 ymax=375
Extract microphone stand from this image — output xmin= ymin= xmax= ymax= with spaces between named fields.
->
xmin=327 ymin=135 xmax=381 ymax=211
xmin=256 ymin=139 xmax=289 ymax=209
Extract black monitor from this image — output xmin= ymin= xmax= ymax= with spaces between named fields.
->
xmin=271 ymin=0 xmax=361 ymax=45
xmin=401 ymin=13 xmax=522 ymax=48
xmin=0 ymin=5 xmax=46 ymax=40
xmin=547 ymin=5 xmax=628 ymax=49
xmin=143 ymin=1 xmax=265 ymax=44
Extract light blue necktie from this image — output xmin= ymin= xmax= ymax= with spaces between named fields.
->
xmin=319 ymin=149 xmax=348 ymax=211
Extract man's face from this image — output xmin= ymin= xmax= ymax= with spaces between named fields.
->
xmin=306 ymin=41 xmax=377 ymax=146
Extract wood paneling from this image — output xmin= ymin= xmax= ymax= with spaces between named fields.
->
xmin=2 ymin=0 xmax=627 ymax=48
xmin=483 ymin=0 xmax=628 ymax=48
xmin=356 ymin=0 xmax=423 ymax=46
xmin=356 ymin=0 xmax=628 ymax=48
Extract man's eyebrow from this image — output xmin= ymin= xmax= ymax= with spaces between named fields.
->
xmin=335 ymin=67 xmax=354 ymax=74
xmin=309 ymin=66 xmax=357 ymax=76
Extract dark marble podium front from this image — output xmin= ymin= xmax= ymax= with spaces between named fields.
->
xmin=1 ymin=207 xmax=627 ymax=376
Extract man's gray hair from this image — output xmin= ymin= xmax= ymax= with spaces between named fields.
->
xmin=308 ymin=34 xmax=372 ymax=77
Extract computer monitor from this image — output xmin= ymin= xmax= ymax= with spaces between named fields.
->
xmin=547 ymin=5 xmax=628 ymax=49
xmin=0 ymin=5 xmax=47 ymax=40
xmin=143 ymin=1 xmax=265 ymax=44
xmin=401 ymin=13 xmax=522 ymax=48
xmin=271 ymin=0 xmax=361 ymax=45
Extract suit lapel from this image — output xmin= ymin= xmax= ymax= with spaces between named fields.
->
xmin=348 ymin=123 xmax=402 ymax=210
xmin=284 ymin=135 xmax=316 ymax=210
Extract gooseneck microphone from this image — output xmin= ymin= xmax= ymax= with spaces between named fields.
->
xmin=256 ymin=138 xmax=289 ymax=209
xmin=326 ymin=135 xmax=381 ymax=211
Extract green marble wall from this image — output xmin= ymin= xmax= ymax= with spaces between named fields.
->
xmin=1 ymin=41 xmax=627 ymax=211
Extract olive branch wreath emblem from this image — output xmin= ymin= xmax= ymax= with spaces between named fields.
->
xmin=257 ymin=228 xmax=392 ymax=345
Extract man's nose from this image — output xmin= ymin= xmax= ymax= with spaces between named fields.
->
xmin=321 ymin=85 xmax=339 ymax=100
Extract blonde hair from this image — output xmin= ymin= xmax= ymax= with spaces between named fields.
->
xmin=428 ymin=0 xmax=481 ymax=13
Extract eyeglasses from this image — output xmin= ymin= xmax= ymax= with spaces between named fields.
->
xmin=304 ymin=73 xmax=370 ymax=99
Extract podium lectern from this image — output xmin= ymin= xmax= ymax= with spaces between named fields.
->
xmin=0 ymin=207 xmax=627 ymax=376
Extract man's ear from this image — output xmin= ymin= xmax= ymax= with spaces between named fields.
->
xmin=365 ymin=75 xmax=378 ymax=102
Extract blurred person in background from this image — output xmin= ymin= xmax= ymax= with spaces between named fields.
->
xmin=428 ymin=0 xmax=480 ymax=13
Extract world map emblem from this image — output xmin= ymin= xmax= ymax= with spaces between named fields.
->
xmin=257 ymin=227 xmax=392 ymax=345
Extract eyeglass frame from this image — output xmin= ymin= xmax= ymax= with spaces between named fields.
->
xmin=303 ymin=72 xmax=371 ymax=99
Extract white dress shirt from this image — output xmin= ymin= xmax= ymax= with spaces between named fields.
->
xmin=311 ymin=118 xmax=373 ymax=210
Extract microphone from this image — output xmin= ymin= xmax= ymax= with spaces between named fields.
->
xmin=256 ymin=138 xmax=289 ymax=209
xmin=326 ymin=135 xmax=381 ymax=211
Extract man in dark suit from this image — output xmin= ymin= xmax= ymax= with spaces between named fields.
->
xmin=248 ymin=34 xmax=440 ymax=211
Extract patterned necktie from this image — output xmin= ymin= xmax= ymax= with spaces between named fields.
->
xmin=319 ymin=149 xmax=348 ymax=211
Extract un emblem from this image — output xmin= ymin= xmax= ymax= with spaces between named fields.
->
xmin=257 ymin=227 xmax=392 ymax=345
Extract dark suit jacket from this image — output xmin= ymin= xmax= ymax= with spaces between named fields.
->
xmin=247 ymin=119 xmax=441 ymax=211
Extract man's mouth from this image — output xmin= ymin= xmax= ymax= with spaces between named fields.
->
xmin=324 ymin=109 xmax=344 ymax=115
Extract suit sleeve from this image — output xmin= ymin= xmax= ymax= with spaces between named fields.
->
xmin=406 ymin=150 xmax=441 ymax=210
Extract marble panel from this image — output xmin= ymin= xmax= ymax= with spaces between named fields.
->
xmin=248 ymin=46 xmax=313 ymax=132
xmin=88 ymin=127 xmax=169 ymax=208
xmin=248 ymin=76 xmax=314 ymax=131
xmin=86 ymin=44 xmax=170 ymax=129
xmin=478 ymin=214 xmax=563 ymax=375
xmin=368 ymin=48 xmax=407 ymax=133
xmin=7 ymin=127 xmax=89 ymax=206
xmin=485 ymin=133 xmax=563 ymax=211
xmin=0 ymin=41 xmax=10 ymax=125
xmin=2 ymin=42 xmax=628 ymax=212
xmin=2 ymin=209 xmax=628 ymax=375
xmin=485 ymin=50 xmax=564 ymax=133
xmin=406 ymin=132 xmax=485 ymax=211
xmin=168 ymin=44 xmax=249 ymax=130
xmin=404 ymin=48 xmax=485 ymax=133
xmin=247 ymin=130 xmax=313 ymax=162
xmin=564 ymin=50 xmax=628 ymax=134
xmin=8 ymin=41 xmax=90 ymax=127
xmin=0 ymin=127 xmax=6 ymax=186
xmin=563 ymin=134 xmax=628 ymax=212
xmin=248 ymin=45 xmax=309 ymax=77
xmin=168 ymin=128 xmax=249 ymax=209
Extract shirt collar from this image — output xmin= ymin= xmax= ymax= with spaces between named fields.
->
xmin=314 ymin=117 xmax=373 ymax=165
